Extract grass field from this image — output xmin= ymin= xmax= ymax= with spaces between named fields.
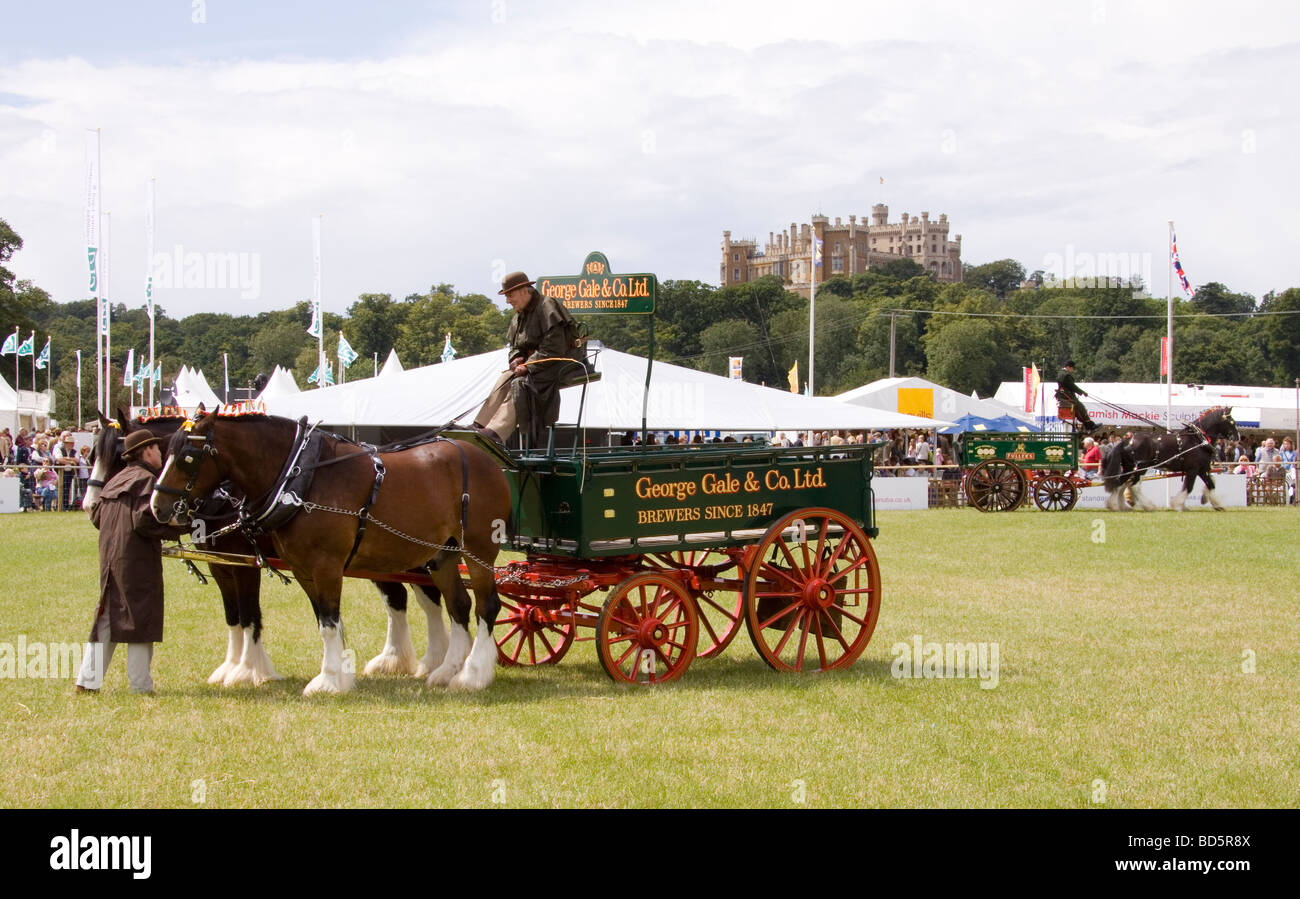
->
xmin=1 ymin=507 xmax=1296 ymax=808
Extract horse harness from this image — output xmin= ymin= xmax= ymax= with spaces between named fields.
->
xmin=161 ymin=418 xmax=474 ymax=572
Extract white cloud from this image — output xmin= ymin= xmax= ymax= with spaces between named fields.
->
xmin=0 ymin=2 xmax=1297 ymax=323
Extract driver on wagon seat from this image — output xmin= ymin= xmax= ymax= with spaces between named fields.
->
xmin=473 ymin=271 xmax=585 ymax=447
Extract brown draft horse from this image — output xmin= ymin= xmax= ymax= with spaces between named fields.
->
xmin=84 ymin=410 xmax=281 ymax=685
xmin=87 ymin=409 xmax=449 ymax=686
xmin=150 ymin=410 xmax=511 ymax=695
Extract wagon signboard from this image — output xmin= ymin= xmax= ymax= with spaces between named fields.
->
xmin=537 ymin=251 xmax=656 ymax=315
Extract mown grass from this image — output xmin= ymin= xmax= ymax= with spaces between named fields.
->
xmin=1 ymin=507 xmax=1296 ymax=808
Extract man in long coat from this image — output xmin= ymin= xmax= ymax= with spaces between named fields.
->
xmin=75 ymin=429 xmax=185 ymax=693
xmin=1055 ymin=360 xmax=1099 ymax=433
xmin=473 ymin=270 xmax=585 ymax=447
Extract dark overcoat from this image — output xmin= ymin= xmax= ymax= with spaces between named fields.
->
xmin=88 ymin=462 xmax=183 ymax=643
xmin=506 ymin=291 xmax=584 ymax=444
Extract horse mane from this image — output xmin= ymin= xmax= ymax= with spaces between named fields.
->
xmin=1194 ymin=406 xmax=1231 ymax=429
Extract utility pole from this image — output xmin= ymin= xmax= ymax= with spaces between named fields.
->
xmin=889 ymin=311 xmax=897 ymax=378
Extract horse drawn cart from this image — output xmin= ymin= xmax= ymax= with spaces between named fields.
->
xmin=156 ymin=252 xmax=883 ymax=687
xmin=484 ymin=437 xmax=881 ymax=682
xmin=960 ymin=430 xmax=1085 ymax=512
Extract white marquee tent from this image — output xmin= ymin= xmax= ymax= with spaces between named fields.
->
xmin=254 ymin=365 xmax=301 ymax=402
xmin=261 ymin=347 xmax=953 ymax=432
xmin=836 ymin=376 xmax=1035 ymax=427
xmin=172 ymin=366 xmax=222 ymax=411
xmin=378 ymin=349 xmax=403 ymax=378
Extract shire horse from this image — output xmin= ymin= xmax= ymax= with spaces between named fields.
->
xmin=150 ymin=410 xmax=511 ymax=694
xmin=1101 ymin=406 xmax=1238 ymax=511
xmin=87 ymin=410 xmax=451 ymax=686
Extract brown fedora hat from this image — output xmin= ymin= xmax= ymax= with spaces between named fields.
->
xmin=498 ymin=271 xmax=535 ymax=295
xmin=122 ymin=429 xmax=162 ymax=459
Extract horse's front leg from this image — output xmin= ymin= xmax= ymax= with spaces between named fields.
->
xmin=449 ymin=560 xmax=501 ymax=692
xmin=1169 ymin=472 xmax=1195 ymax=512
xmin=1200 ymin=471 xmax=1225 ymax=511
xmin=425 ymin=564 xmax=473 ymax=689
xmin=302 ymin=570 xmax=355 ymax=696
xmin=412 ymin=584 xmax=448 ymax=679
xmin=364 ymin=581 xmax=419 ymax=676
xmin=208 ymin=570 xmax=244 ymax=684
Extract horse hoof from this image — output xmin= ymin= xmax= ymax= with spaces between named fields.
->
xmin=425 ymin=666 xmax=459 ymax=689
xmin=303 ymin=672 xmax=355 ymax=695
xmin=449 ymin=667 xmax=495 ymax=692
xmin=222 ymin=664 xmax=257 ymax=687
xmin=208 ymin=662 xmax=236 ymax=684
xmin=364 ymin=652 xmax=417 ymax=677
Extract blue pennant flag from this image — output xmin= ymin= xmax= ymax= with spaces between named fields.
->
xmin=16 ymin=333 xmax=35 ymax=356
xmin=440 ymin=332 xmax=455 ymax=363
xmin=1 ymin=332 xmax=16 ymax=355
xmin=35 ymin=339 xmax=50 ymax=370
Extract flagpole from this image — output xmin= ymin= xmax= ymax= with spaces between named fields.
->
xmin=76 ymin=349 xmax=82 ymax=427
xmin=103 ymin=210 xmax=112 ymax=413
xmin=29 ymin=332 xmax=36 ymax=391
xmin=223 ymin=352 xmax=229 ymax=402
xmin=85 ymin=129 xmax=103 ymax=413
xmin=808 ymin=221 xmax=817 ymax=396
xmin=147 ymin=177 xmax=156 ymax=409
xmin=12 ymin=328 xmax=18 ymax=398
xmin=313 ymin=215 xmax=325 ymax=389
xmin=1167 ymin=221 xmax=1173 ymax=432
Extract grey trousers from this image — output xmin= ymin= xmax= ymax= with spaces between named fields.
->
xmin=75 ymin=608 xmax=155 ymax=692
xmin=474 ymin=371 xmax=519 ymax=438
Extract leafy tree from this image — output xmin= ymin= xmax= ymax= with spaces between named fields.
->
xmin=249 ymin=320 xmax=309 ymax=373
xmin=1190 ymin=281 xmax=1254 ymax=318
xmin=962 ymin=259 xmax=1026 ymax=300
xmin=924 ymin=317 xmax=1017 ymax=396
xmin=871 ymin=258 xmax=927 ymax=281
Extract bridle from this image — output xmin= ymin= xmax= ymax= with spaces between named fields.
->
xmin=153 ymin=426 xmax=220 ymax=522
xmin=87 ymin=421 xmax=122 ymax=492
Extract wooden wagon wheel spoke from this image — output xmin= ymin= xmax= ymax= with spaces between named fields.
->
xmin=597 ymin=574 xmax=698 ymax=685
xmin=495 ymin=596 xmax=574 ymax=667
xmin=745 ymin=508 xmax=882 ymax=673
xmin=647 ymin=549 xmax=746 ymax=660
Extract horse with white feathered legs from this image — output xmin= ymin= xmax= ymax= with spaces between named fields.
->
xmin=1101 ymin=406 xmax=1238 ymax=511
xmin=150 ymin=409 xmax=510 ymax=695
xmin=86 ymin=409 xmax=453 ymax=686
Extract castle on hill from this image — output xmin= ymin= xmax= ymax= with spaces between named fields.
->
xmin=722 ymin=204 xmax=963 ymax=296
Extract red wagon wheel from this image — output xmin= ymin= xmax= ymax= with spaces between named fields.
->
xmin=647 ymin=550 xmax=745 ymax=659
xmin=964 ymin=459 xmax=1027 ymax=512
xmin=596 ymin=573 xmax=698 ymax=684
xmin=495 ymin=596 xmax=575 ymax=666
xmin=1031 ymin=474 xmax=1079 ymax=512
xmin=744 ymin=508 xmax=881 ymax=673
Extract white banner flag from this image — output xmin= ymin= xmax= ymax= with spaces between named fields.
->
xmin=308 ymin=216 xmax=322 ymax=338
xmin=123 ymin=348 xmax=134 ymax=386
xmin=145 ymin=179 xmax=155 ymax=321
xmin=84 ymin=130 xmax=100 ymax=293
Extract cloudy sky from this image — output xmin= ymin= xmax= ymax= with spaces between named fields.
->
xmin=1 ymin=0 xmax=1297 ymax=321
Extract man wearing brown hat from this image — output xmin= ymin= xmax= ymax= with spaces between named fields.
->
xmin=75 ymin=429 xmax=185 ymax=693
xmin=1055 ymin=360 xmax=1099 ymax=434
xmin=55 ymin=430 xmax=79 ymax=510
xmin=472 ymin=270 xmax=584 ymax=446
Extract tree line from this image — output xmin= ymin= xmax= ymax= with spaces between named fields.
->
xmin=3 ymin=216 xmax=1298 ymax=425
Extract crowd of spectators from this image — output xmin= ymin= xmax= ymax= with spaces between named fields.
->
xmin=1 ymin=425 xmax=93 ymax=511
xmin=1217 ymin=434 xmax=1297 ymax=502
